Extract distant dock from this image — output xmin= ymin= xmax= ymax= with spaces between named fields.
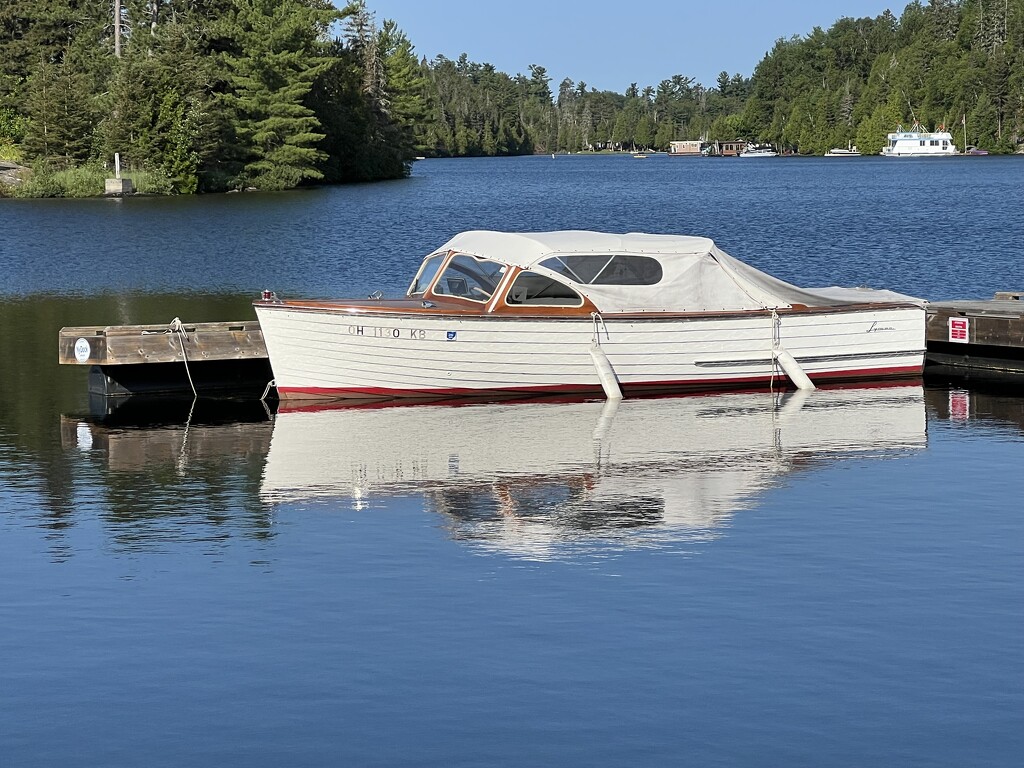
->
xmin=59 ymin=295 xmax=1024 ymax=399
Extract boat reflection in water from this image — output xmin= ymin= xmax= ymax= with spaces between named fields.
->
xmin=261 ymin=385 xmax=927 ymax=559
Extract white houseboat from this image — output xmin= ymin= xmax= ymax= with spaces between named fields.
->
xmin=254 ymin=231 xmax=926 ymax=403
xmin=881 ymin=122 xmax=958 ymax=157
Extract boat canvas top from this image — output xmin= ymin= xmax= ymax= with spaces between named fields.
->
xmin=427 ymin=230 xmax=920 ymax=314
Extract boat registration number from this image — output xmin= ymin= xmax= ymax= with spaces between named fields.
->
xmin=347 ymin=325 xmax=428 ymax=340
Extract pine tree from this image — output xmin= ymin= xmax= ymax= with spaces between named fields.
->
xmin=221 ymin=0 xmax=338 ymax=190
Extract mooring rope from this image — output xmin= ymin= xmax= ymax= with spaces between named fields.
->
xmin=260 ymin=378 xmax=276 ymax=403
xmin=176 ymin=395 xmax=196 ymax=476
xmin=169 ymin=317 xmax=198 ymax=399
xmin=591 ymin=312 xmax=610 ymax=345
xmin=769 ymin=307 xmax=781 ymax=392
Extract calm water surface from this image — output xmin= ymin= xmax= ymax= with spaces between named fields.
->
xmin=1 ymin=155 xmax=1023 ymax=766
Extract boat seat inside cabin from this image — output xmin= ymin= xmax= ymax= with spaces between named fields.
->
xmin=506 ymin=272 xmax=583 ymax=306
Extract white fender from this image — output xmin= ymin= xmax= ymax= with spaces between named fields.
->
xmin=589 ymin=343 xmax=623 ymax=400
xmin=774 ymin=347 xmax=816 ymax=391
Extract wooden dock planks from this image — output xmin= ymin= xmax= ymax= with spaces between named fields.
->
xmin=59 ymin=320 xmax=272 ymax=398
xmin=59 ymin=320 xmax=267 ymax=366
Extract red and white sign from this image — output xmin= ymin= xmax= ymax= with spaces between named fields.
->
xmin=948 ymin=317 xmax=970 ymax=343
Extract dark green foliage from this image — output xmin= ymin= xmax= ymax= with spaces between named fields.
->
xmin=2 ymin=0 xmax=416 ymax=194
xmin=742 ymin=1 xmax=1024 ymax=153
xmin=414 ymin=1 xmax=1024 ymax=156
xmin=221 ymin=0 xmax=338 ymax=190
xmin=6 ymin=0 xmax=1024 ymax=195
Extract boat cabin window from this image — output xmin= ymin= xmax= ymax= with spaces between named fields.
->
xmin=505 ymin=271 xmax=583 ymax=306
xmin=540 ymin=254 xmax=663 ymax=285
xmin=431 ymin=254 xmax=506 ymax=302
xmin=408 ymin=254 xmax=445 ymax=295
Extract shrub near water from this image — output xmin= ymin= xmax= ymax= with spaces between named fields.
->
xmin=14 ymin=163 xmax=104 ymax=198
xmin=12 ymin=163 xmax=181 ymax=198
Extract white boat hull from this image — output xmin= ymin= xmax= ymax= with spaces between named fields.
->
xmin=254 ymin=304 xmax=925 ymax=401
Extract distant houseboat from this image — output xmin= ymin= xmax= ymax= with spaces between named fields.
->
xmin=715 ymin=140 xmax=746 ymax=157
xmin=882 ymin=122 xmax=958 ymax=157
xmin=668 ymin=140 xmax=706 ymax=157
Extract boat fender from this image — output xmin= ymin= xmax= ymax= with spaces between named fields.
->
xmin=773 ymin=347 xmax=816 ymax=391
xmin=589 ymin=343 xmax=623 ymax=400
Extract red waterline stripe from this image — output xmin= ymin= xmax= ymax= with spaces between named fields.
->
xmin=277 ymin=364 xmax=923 ymax=401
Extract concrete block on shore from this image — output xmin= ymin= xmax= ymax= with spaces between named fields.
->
xmin=104 ymin=177 xmax=134 ymax=196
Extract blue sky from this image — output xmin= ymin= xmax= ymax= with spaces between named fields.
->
xmin=362 ymin=1 xmax=907 ymax=91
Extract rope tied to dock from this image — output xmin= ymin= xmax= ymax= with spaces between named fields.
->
xmin=260 ymin=379 xmax=276 ymax=403
xmin=169 ymin=317 xmax=198 ymax=399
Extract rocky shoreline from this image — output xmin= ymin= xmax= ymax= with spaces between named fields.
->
xmin=0 ymin=160 xmax=26 ymax=187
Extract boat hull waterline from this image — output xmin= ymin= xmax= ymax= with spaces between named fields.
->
xmin=254 ymin=304 xmax=925 ymax=401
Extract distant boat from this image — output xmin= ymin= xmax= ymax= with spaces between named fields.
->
xmin=825 ymin=143 xmax=861 ymax=157
xmin=739 ymin=144 xmax=777 ymax=158
xmin=632 ymin=153 xmax=648 ymax=159
xmin=966 ymin=146 xmax=989 ymax=156
xmin=881 ymin=122 xmax=957 ymax=157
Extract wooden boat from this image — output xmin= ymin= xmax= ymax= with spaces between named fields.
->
xmin=253 ymin=231 xmax=926 ymax=402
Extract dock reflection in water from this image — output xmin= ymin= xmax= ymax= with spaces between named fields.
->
xmin=61 ymin=400 xmax=275 ymax=551
xmin=261 ymin=386 xmax=927 ymax=559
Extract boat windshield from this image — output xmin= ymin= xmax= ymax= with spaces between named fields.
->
xmin=408 ymin=254 xmax=446 ymax=295
xmin=431 ymin=254 xmax=506 ymax=302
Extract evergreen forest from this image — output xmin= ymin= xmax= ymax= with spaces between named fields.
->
xmin=2 ymin=0 xmax=1022 ymax=197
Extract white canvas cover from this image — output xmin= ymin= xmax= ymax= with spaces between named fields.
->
xmin=432 ymin=231 xmax=921 ymax=313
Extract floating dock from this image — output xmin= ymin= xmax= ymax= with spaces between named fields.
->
xmin=59 ymin=320 xmax=272 ymax=398
xmin=59 ymin=295 xmax=1024 ymax=399
xmin=925 ymin=293 xmax=1024 ymax=376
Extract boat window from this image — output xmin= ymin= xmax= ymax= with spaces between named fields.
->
xmin=408 ymin=254 xmax=445 ymax=295
xmin=431 ymin=254 xmax=506 ymax=302
xmin=505 ymin=271 xmax=583 ymax=306
xmin=541 ymin=255 xmax=611 ymax=283
xmin=540 ymin=254 xmax=663 ymax=285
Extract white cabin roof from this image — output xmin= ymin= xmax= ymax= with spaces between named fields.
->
xmin=432 ymin=230 xmax=716 ymax=268
xmin=429 ymin=230 xmax=919 ymax=313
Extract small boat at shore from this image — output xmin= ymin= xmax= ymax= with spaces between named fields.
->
xmin=825 ymin=143 xmax=861 ymax=157
xmin=739 ymin=144 xmax=777 ymax=158
xmin=254 ymin=231 xmax=926 ymax=403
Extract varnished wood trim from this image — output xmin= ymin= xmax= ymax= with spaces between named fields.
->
xmin=255 ymin=299 xmax=922 ymax=321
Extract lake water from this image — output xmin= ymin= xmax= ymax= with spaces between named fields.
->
xmin=1 ymin=155 xmax=1023 ymax=766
